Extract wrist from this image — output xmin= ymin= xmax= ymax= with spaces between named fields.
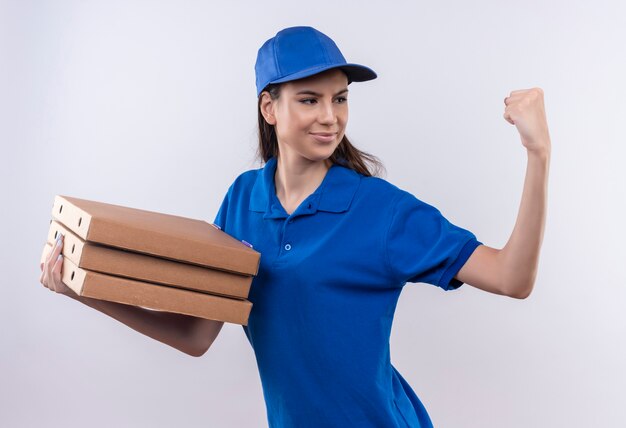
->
xmin=527 ymin=145 xmax=551 ymax=161
xmin=63 ymin=290 xmax=79 ymax=300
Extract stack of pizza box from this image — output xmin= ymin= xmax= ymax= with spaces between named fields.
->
xmin=40 ymin=195 xmax=260 ymax=325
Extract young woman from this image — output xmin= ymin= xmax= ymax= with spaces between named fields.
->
xmin=40 ymin=26 xmax=551 ymax=428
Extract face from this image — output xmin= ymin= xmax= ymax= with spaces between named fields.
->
xmin=260 ymin=68 xmax=349 ymax=165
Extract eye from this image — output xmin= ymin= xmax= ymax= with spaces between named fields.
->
xmin=336 ymin=97 xmax=348 ymax=103
xmin=299 ymin=98 xmax=317 ymax=104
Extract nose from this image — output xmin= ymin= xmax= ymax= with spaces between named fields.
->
xmin=317 ymin=100 xmax=337 ymax=125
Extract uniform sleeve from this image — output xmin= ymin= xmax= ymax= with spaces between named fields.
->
xmin=385 ymin=191 xmax=483 ymax=290
xmin=212 ymin=187 xmax=230 ymax=232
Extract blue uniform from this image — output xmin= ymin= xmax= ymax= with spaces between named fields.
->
xmin=213 ymin=156 xmax=482 ymax=427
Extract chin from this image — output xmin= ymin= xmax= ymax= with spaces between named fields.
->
xmin=308 ymin=147 xmax=338 ymax=163
xmin=304 ymin=155 xmax=332 ymax=164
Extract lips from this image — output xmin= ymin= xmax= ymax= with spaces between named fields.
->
xmin=310 ymin=132 xmax=337 ymax=143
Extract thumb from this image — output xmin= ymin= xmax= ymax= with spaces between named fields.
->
xmin=503 ymin=111 xmax=515 ymax=125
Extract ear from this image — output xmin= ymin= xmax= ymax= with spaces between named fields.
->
xmin=259 ymin=92 xmax=277 ymax=126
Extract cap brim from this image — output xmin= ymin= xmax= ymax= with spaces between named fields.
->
xmin=269 ymin=63 xmax=377 ymax=86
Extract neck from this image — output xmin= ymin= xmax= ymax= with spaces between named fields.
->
xmin=274 ymin=154 xmax=331 ymax=204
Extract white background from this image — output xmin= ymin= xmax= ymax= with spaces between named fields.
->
xmin=1 ymin=1 xmax=624 ymax=427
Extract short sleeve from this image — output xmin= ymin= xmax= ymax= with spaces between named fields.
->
xmin=212 ymin=187 xmax=230 ymax=232
xmin=385 ymin=191 xmax=483 ymax=290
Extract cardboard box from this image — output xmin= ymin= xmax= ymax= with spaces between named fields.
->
xmin=41 ymin=243 xmax=252 ymax=325
xmin=51 ymin=195 xmax=260 ymax=276
xmin=47 ymin=220 xmax=252 ymax=299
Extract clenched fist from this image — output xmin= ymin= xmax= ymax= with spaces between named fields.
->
xmin=504 ymin=88 xmax=551 ymax=154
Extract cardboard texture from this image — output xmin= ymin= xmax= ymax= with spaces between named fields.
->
xmin=41 ymin=243 xmax=252 ymax=325
xmin=47 ymin=220 xmax=252 ymax=299
xmin=51 ymin=195 xmax=260 ymax=276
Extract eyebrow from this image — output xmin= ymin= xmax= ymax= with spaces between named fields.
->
xmin=295 ymin=88 xmax=349 ymax=97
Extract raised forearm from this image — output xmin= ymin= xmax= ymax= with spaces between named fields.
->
xmin=500 ymin=147 xmax=550 ymax=298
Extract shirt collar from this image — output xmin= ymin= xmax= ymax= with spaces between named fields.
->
xmin=249 ymin=156 xmax=361 ymax=219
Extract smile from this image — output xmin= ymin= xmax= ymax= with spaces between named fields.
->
xmin=310 ymin=133 xmax=337 ymax=143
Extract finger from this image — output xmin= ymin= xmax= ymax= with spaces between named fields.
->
xmin=503 ymin=111 xmax=514 ymax=125
xmin=45 ymin=242 xmax=61 ymax=280
xmin=42 ymin=261 xmax=51 ymax=289
xmin=46 ymin=242 xmax=62 ymax=285
xmin=44 ymin=242 xmax=54 ymax=264
xmin=510 ymin=89 xmax=528 ymax=95
xmin=51 ymin=254 xmax=63 ymax=290
xmin=42 ymin=271 xmax=50 ymax=289
xmin=45 ymin=236 xmax=63 ymax=264
xmin=504 ymin=95 xmax=519 ymax=106
xmin=504 ymin=93 xmax=524 ymax=105
xmin=44 ymin=258 xmax=53 ymax=284
xmin=52 ymin=236 xmax=64 ymax=260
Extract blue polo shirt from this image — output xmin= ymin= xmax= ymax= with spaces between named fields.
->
xmin=213 ymin=156 xmax=482 ymax=428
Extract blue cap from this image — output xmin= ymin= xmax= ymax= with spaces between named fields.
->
xmin=255 ymin=26 xmax=377 ymax=97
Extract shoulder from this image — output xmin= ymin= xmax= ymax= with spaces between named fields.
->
xmin=224 ymin=163 xmax=264 ymax=196
xmin=352 ymin=172 xmax=444 ymax=224
xmin=214 ymin=164 xmax=265 ymax=228
xmin=356 ymin=173 xmax=416 ymax=206
xmin=341 ymin=170 xmax=424 ymax=226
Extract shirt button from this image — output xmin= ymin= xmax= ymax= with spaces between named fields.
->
xmin=284 ymin=243 xmax=292 ymax=251
xmin=288 ymin=219 xmax=293 ymax=224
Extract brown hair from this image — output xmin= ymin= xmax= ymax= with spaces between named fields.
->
xmin=255 ymin=82 xmax=386 ymax=178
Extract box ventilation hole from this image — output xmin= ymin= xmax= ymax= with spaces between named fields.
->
xmin=71 ymin=271 xmax=75 ymax=281
xmin=78 ymin=217 xmax=82 ymax=227
xmin=71 ymin=244 xmax=75 ymax=254
xmin=59 ymin=205 xmax=63 ymax=214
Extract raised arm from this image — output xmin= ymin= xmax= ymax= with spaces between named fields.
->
xmin=455 ymin=88 xmax=551 ymax=299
